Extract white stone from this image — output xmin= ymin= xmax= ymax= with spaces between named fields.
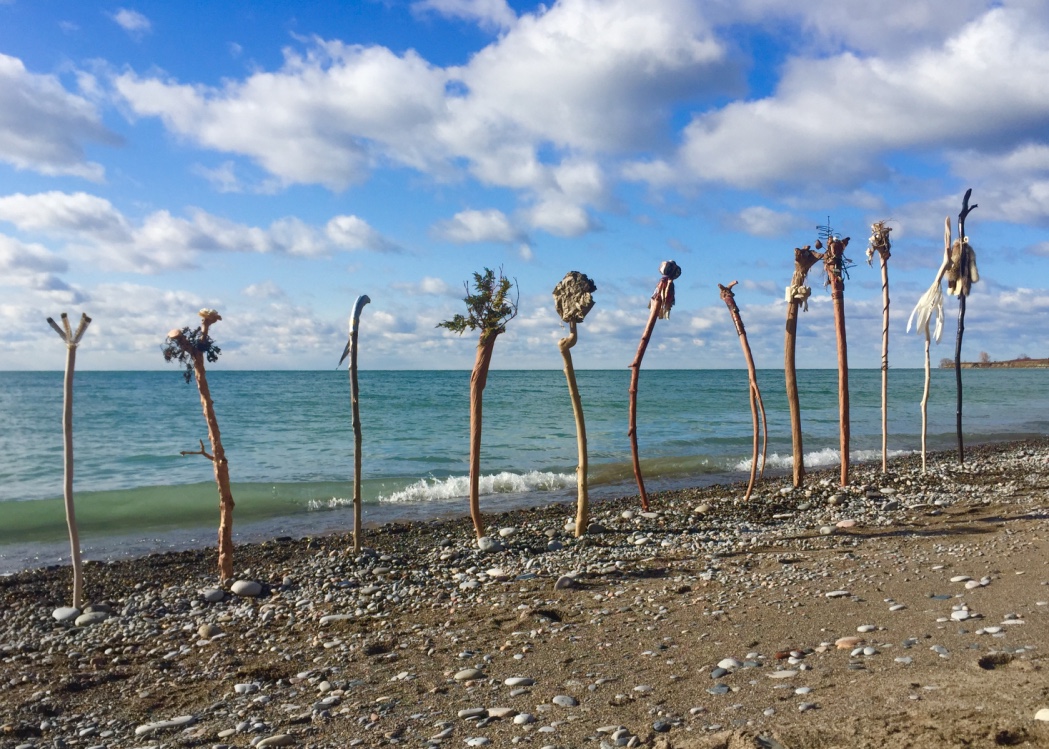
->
xmin=231 ymin=580 xmax=262 ymax=597
xmin=825 ymin=590 xmax=850 ymax=598
xmin=455 ymin=668 xmax=485 ymax=681
xmin=951 ymin=610 xmax=970 ymax=621
xmin=134 ymin=715 xmax=196 ymax=736
xmin=513 ymin=713 xmax=535 ymax=725
xmin=1035 ymin=709 xmax=1049 ymax=722
xmin=950 ymin=575 xmax=971 ymax=583
xmin=504 ymin=677 xmax=535 ymax=687
xmin=257 ymin=735 xmax=295 ymax=748
xmin=717 ymin=658 xmax=742 ymax=670
xmin=768 ymin=670 xmax=797 ymax=679
xmin=857 ymin=625 xmax=877 ymax=633
xmin=74 ymin=611 xmax=108 ymax=627
xmin=487 ymin=707 xmax=516 ymax=719
xmin=552 ymin=695 xmax=578 ymax=707
xmin=52 ymin=606 xmax=80 ymax=622
xmin=477 ymin=536 xmax=503 ymax=553
xmin=498 ymin=527 xmax=517 ymax=538
xmin=319 ymin=614 xmax=355 ymax=625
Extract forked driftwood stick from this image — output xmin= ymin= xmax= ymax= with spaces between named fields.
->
xmin=784 ymin=247 xmax=822 ymax=487
xmin=628 ymin=260 xmax=681 ymax=512
xmin=339 ymin=294 xmax=371 ymax=552
xmin=866 ymin=222 xmax=893 ymax=473
xmin=822 ymin=235 xmax=852 ymax=487
xmin=907 ymin=217 xmax=951 ymax=473
xmin=953 ymin=189 xmax=978 ymax=465
xmin=47 ymin=311 xmax=91 ymax=609
xmin=552 ymin=271 xmax=597 ymax=538
xmin=718 ymin=282 xmax=767 ymax=500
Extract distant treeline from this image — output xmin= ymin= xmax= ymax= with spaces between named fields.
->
xmin=939 ymin=356 xmax=1049 ymax=369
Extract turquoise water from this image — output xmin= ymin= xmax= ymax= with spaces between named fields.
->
xmin=1 ymin=368 xmax=1047 ymax=572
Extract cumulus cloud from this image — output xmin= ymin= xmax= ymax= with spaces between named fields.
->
xmin=731 ymin=206 xmax=799 ymax=237
xmin=431 ymin=208 xmax=523 ymax=244
xmin=0 ymin=190 xmax=398 ymax=273
xmin=412 ymin=0 xmax=517 ymax=31
xmin=111 ymin=8 xmax=151 ymax=37
xmin=0 ymin=54 xmax=121 ymax=179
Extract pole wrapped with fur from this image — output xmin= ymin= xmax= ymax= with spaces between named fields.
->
xmin=628 ymin=260 xmax=681 ymax=511
xmin=718 ymin=282 xmax=767 ymax=500
xmin=866 ymin=221 xmax=892 ymax=473
xmin=822 ymin=234 xmax=852 ymax=487
xmin=952 ymin=188 xmax=979 ymax=465
xmin=784 ymin=246 xmax=823 ymax=487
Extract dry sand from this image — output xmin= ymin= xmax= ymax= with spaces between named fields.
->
xmin=2 ymin=440 xmax=1049 ymax=749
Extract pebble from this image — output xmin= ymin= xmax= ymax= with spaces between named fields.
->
xmin=458 ymin=707 xmax=487 ymax=719
xmin=465 ymin=738 xmax=490 ymax=746
xmin=825 ymin=590 xmax=850 ymax=598
xmin=75 ymin=611 xmax=109 ymax=627
xmin=487 ymin=707 xmax=516 ymax=719
xmin=477 ymin=536 xmax=503 ymax=553
xmin=52 ymin=606 xmax=80 ymax=621
xmin=769 ymin=670 xmax=797 ymax=679
xmin=504 ymin=677 xmax=534 ymax=686
xmin=231 ymin=580 xmax=262 ymax=597
xmin=1035 ymin=709 xmax=1049 ymax=722
xmin=553 ymin=575 xmax=577 ymax=590
xmin=835 ymin=637 xmax=863 ymax=649
xmin=514 ymin=714 xmax=536 ymax=725
xmin=257 ymin=735 xmax=295 ymax=747
xmin=552 ymin=695 xmax=578 ymax=707
xmin=198 ymin=623 xmax=222 ymax=639
xmin=134 ymin=715 xmax=196 ymax=736
xmin=455 ymin=668 xmax=486 ymax=681
xmin=498 ymin=527 xmax=517 ymax=538
xmin=717 ymin=658 xmax=742 ymax=670
xmin=201 ymin=587 xmax=224 ymax=602
xmin=857 ymin=624 xmax=877 ymax=633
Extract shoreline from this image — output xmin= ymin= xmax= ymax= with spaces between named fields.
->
xmin=2 ymin=438 xmax=1048 ymax=748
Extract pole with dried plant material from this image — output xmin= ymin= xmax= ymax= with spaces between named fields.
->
xmin=907 ymin=218 xmax=951 ymax=473
xmin=718 ymin=282 xmax=767 ymax=501
xmin=821 ymin=232 xmax=853 ymax=487
xmin=866 ymin=222 xmax=893 ymax=472
xmin=628 ymin=260 xmax=681 ymax=512
xmin=338 ymin=294 xmax=371 ymax=552
xmin=784 ymin=246 xmax=823 ymax=487
xmin=552 ymin=271 xmax=597 ymax=537
xmin=438 ymin=269 xmax=518 ymax=541
xmin=46 ymin=312 xmax=91 ymax=610
xmin=163 ymin=309 xmax=235 ymax=580
xmin=951 ymin=189 xmax=979 ymax=465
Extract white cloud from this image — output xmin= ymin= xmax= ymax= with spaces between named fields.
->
xmin=0 ymin=190 xmax=397 ymax=273
xmin=432 ymin=208 xmax=522 ymax=243
xmin=525 ymin=199 xmax=595 ymax=237
xmin=637 ymin=6 xmax=1049 ymax=190
xmin=242 ymin=281 xmax=285 ymax=299
xmin=111 ymin=8 xmax=151 ymax=37
xmin=0 ymin=54 xmax=120 ymax=179
xmin=732 ymin=206 xmax=798 ymax=237
xmin=412 ymin=0 xmax=517 ymax=31
xmin=0 ymin=234 xmax=67 ymax=274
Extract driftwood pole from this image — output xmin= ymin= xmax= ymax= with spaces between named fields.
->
xmin=338 ymin=295 xmax=371 ymax=552
xmin=438 ymin=269 xmax=518 ymax=541
xmin=907 ymin=218 xmax=951 ymax=473
xmin=718 ymin=282 xmax=767 ymax=500
xmin=784 ymin=247 xmax=822 ymax=487
xmin=952 ymin=189 xmax=978 ymax=465
xmin=552 ymin=271 xmax=597 ymax=537
xmin=628 ymin=260 xmax=681 ymax=512
xmin=866 ymin=222 xmax=893 ymax=473
xmin=163 ymin=309 xmax=235 ymax=580
xmin=46 ymin=312 xmax=91 ymax=609
xmin=822 ymin=234 xmax=852 ymax=487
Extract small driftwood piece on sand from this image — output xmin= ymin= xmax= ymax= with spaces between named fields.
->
xmin=952 ymin=189 xmax=979 ymax=465
xmin=784 ymin=246 xmax=823 ymax=487
xmin=718 ymin=282 xmax=767 ymax=501
xmin=907 ymin=218 xmax=951 ymax=473
xmin=438 ymin=269 xmax=518 ymax=541
xmin=163 ymin=309 xmax=236 ymax=580
xmin=866 ymin=221 xmax=893 ymax=473
xmin=552 ymin=271 xmax=597 ymax=537
xmin=46 ymin=312 xmax=91 ymax=609
xmin=338 ymin=294 xmax=371 ymax=552
xmin=821 ymin=232 xmax=852 ymax=487
xmin=628 ymin=260 xmax=681 ymax=512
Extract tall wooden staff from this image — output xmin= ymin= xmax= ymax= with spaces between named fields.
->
xmin=338 ymin=294 xmax=371 ymax=552
xmin=951 ymin=189 xmax=978 ymax=465
xmin=784 ymin=247 xmax=823 ymax=487
xmin=822 ymin=233 xmax=852 ymax=487
xmin=552 ymin=272 xmax=596 ymax=537
xmin=163 ymin=309 xmax=236 ymax=580
xmin=907 ymin=218 xmax=951 ymax=473
xmin=718 ymin=282 xmax=767 ymax=500
xmin=46 ymin=312 xmax=91 ymax=609
xmin=866 ymin=222 xmax=893 ymax=473
xmin=628 ymin=260 xmax=681 ymax=512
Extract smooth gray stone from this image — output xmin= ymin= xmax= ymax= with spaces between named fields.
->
xmin=454 ymin=668 xmax=485 ymax=681
xmin=552 ymin=695 xmax=578 ymax=707
xmin=52 ymin=606 xmax=80 ymax=622
xmin=74 ymin=611 xmax=109 ymax=627
xmin=202 ymin=588 xmax=225 ymax=602
xmin=257 ymin=735 xmax=295 ymax=748
xmin=134 ymin=715 xmax=196 ymax=736
xmin=231 ymin=580 xmax=262 ymax=597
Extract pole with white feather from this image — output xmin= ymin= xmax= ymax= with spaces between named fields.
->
xmin=339 ymin=294 xmax=371 ymax=552
xmin=907 ymin=218 xmax=951 ymax=473
xmin=866 ymin=222 xmax=892 ymax=473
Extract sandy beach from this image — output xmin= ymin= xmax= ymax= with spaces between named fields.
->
xmin=2 ymin=440 xmax=1049 ymax=749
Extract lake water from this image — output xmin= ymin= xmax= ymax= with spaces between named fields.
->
xmin=1 ymin=367 xmax=1046 ymax=573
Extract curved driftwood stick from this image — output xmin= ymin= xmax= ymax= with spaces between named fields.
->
xmin=344 ymin=294 xmax=371 ymax=552
xmin=47 ymin=311 xmax=91 ymax=609
xmin=628 ymin=262 xmax=679 ymax=512
xmin=783 ymin=247 xmax=822 ymax=487
xmin=469 ymin=333 xmax=499 ymax=539
xmin=558 ymin=322 xmax=590 ymax=537
xmin=718 ymin=282 xmax=766 ymax=500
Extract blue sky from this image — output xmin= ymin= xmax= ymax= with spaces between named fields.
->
xmin=1 ymin=0 xmax=1048 ymax=371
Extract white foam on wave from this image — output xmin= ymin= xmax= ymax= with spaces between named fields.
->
xmin=380 ymin=471 xmax=577 ymax=503
xmin=734 ymin=447 xmax=912 ymax=472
